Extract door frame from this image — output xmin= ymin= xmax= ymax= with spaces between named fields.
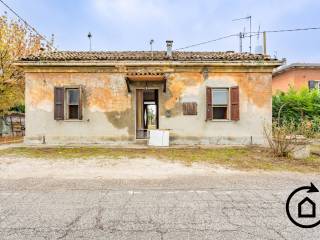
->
xmin=135 ymin=88 xmax=159 ymax=139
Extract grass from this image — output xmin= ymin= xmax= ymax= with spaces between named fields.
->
xmin=0 ymin=146 xmax=319 ymax=173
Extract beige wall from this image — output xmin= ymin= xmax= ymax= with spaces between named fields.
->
xmin=24 ymin=66 xmax=273 ymax=145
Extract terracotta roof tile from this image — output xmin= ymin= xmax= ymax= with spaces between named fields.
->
xmin=20 ymin=51 xmax=276 ymax=62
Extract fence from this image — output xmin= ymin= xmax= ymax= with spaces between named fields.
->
xmin=0 ymin=112 xmax=25 ymax=144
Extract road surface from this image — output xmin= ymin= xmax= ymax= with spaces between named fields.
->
xmin=0 ymin=172 xmax=320 ymax=239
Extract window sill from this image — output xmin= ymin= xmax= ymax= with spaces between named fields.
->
xmin=210 ymin=119 xmax=232 ymax=122
xmin=61 ymin=119 xmax=84 ymax=122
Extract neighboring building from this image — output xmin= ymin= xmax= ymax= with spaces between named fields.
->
xmin=16 ymin=42 xmax=282 ymax=145
xmin=272 ymin=63 xmax=320 ymax=93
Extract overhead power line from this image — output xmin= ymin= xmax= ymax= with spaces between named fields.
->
xmin=0 ymin=0 xmax=56 ymax=50
xmin=175 ymin=34 xmax=239 ymax=51
xmin=253 ymin=26 xmax=320 ymax=34
xmin=176 ymin=26 xmax=320 ymax=51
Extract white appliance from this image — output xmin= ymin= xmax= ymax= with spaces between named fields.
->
xmin=148 ymin=130 xmax=170 ymax=147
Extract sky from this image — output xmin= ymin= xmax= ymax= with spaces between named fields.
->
xmin=1 ymin=0 xmax=320 ymax=63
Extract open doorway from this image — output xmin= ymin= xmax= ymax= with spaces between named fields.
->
xmin=136 ymin=89 xmax=159 ymax=139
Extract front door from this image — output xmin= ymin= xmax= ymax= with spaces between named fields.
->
xmin=136 ymin=89 xmax=159 ymax=139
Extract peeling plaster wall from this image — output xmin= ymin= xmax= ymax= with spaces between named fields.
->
xmin=25 ymin=72 xmax=133 ymax=144
xmin=160 ymin=72 xmax=272 ymax=145
xmin=24 ymin=67 xmax=273 ymax=145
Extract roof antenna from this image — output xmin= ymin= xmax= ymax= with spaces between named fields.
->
xmin=255 ymin=25 xmax=263 ymax=54
xmin=232 ymin=15 xmax=252 ymax=53
xmin=87 ymin=32 xmax=92 ymax=51
xmin=150 ymin=39 xmax=154 ymax=60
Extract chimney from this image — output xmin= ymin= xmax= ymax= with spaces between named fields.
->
xmin=166 ymin=40 xmax=173 ymax=58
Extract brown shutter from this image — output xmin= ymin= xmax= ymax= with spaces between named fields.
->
xmin=79 ymin=86 xmax=83 ymax=120
xmin=54 ymin=87 xmax=64 ymax=120
xmin=206 ymin=87 xmax=212 ymax=120
xmin=183 ymin=102 xmax=197 ymax=115
xmin=230 ymin=86 xmax=240 ymax=121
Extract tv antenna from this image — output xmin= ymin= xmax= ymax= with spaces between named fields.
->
xmin=233 ymin=15 xmax=252 ymax=53
xmin=87 ymin=32 xmax=92 ymax=51
xmin=150 ymin=39 xmax=154 ymax=60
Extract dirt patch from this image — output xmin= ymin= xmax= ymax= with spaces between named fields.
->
xmin=0 ymin=157 xmax=240 ymax=180
xmin=0 ymin=146 xmax=319 ymax=174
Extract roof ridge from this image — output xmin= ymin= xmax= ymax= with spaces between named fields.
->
xmin=20 ymin=50 xmax=278 ymax=62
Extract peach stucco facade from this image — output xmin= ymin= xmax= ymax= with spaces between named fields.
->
xmin=17 ymin=51 xmax=282 ymax=146
xmin=272 ymin=64 xmax=320 ymax=93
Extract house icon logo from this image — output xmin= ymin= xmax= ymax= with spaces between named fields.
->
xmin=286 ymin=183 xmax=320 ymax=228
xmin=298 ymin=197 xmax=316 ymax=218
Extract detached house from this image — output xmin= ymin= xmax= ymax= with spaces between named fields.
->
xmin=16 ymin=41 xmax=282 ymax=145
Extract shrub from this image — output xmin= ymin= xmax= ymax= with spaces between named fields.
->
xmin=273 ymin=88 xmax=320 ymax=138
xmin=264 ymin=121 xmax=303 ymax=157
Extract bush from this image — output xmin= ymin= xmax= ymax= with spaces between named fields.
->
xmin=273 ymin=88 xmax=320 ymax=137
xmin=264 ymin=121 xmax=308 ymax=157
xmin=9 ymin=104 xmax=25 ymax=113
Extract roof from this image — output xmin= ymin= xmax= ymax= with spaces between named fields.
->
xmin=273 ymin=63 xmax=320 ymax=76
xmin=20 ymin=51 xmax=276 ymax=62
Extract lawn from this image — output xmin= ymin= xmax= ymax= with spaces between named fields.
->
xmin=0 ymin=146 xmax=319 ymax=173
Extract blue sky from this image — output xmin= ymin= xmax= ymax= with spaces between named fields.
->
xmin=1 ymin=0 xmax=320 ymax=63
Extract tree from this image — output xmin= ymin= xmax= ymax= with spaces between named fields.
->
xmin=0 ymin=14 xmax=45 ymax=115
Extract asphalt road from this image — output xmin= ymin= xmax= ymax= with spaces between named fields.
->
xmin=0 ymin=173 xmax=320 ymax=239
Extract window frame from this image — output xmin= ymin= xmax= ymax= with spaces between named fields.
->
xmin=64 ymin=86 xmax=82 ymax=121
xmin=211 ymin=88 xmax=230 ymax=121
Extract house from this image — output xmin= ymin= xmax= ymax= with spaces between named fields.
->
xmin=16 ymin=41 xmax=282 ymax=145
xmin=272 ymin=63 xmax=320 ymax=93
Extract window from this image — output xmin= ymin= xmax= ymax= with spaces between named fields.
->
xmin=54 ymin=86 xmax=82 ymax=120
xmin=66 ymin=88 xmax=80 ymax=119
xmin=206 ymin=86 xmax=239 ymax=121
xmin=212 ymin=89 xmax=229 ymax=120
xmin=309 ymin=80 xmax=320 ymax=90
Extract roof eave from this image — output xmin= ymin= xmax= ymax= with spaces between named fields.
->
xmin=273 ymin=63 xmax=320 ymax=76
xmin=15 ymin=60 xmax=283 ymax=68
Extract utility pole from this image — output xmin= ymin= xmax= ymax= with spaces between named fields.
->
xmin=248 ymin=16 xmax=252 ymax=53
xmin=263 ymin=31 xmax=267 ymax=55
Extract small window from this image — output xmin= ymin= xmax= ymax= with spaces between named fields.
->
xmin=66 ymin=88 xmax=80 ymax=120
xmin=212 ymin=88 xmax=229 ymax=120
xmin=309 ymin=80 xmax=320 ymax=90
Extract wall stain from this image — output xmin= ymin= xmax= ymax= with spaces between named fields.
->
xmin=164 ymin=73 xmax=203 ymax=114
xmin=105 ymin=109 xmax=133 ymax=131
xmin=208 ymin=72 xmax=271 ymax=108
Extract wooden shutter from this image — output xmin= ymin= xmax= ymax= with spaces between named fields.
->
xmin=183 ymin=102 xmax=197 ymax=115
xmin=79 ymin=86 xmax=83 ymax=120
xmin=206 ymin=87 xmax=213 ymax=120
xmin=230 ymin=86 xmax=240 ymax=121
xmin=308 ymin=80 xmax=316 ymax=90
xmin=54 ymin=87 xmax=64 ymax=120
